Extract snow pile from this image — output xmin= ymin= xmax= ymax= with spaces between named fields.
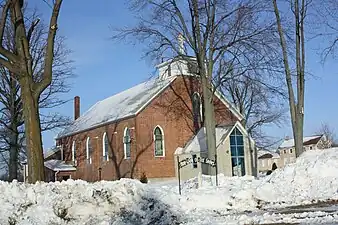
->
xmin=256 ymin=148 xmax=338 ymax=205
xmin=176 ymin=148 xmax=338 ymax=211
xmin=170 ymin=175 xmax=261 ymax=213
xmin=0 ymin=148 xmax=338 ymax=224
xmin=0 ymin=179 xmax=181 ymax=225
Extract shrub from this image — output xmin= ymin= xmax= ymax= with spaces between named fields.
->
xmin=139 ymin=172 xmax=148 ymax=183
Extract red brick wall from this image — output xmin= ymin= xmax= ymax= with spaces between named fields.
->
xmin=133 ymin=76 xmax=238 ymax=178
xmin=57 ymin=75 xmax=239 ymax=181
xmin=59 ymin=117 xmax=136 ymax=182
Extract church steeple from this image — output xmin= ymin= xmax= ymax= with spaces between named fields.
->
xmin=156 ymin=34 xmax=198 ymax=80
xmin=156 ymin=56 xmax=199 ymax=79
xmin=178 ymin=33 xmax=186 ymax=55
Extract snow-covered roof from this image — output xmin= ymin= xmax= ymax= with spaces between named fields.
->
xmin=175 ymin=124 xmax=236 ymax=155
xmin=44 ymin=147 xmax=60 ymax=159
xmin=57 ymin=77 xmax=176 ymax=138
xmin=279 ymin=135 xmax=322 ymax=149
xmin=57 ymin=72 xmax=244 ymax=139
xmin=44 ymin=160 xmax=76 ymax=172
xmin=257 ymin=150 xmax=280 ymax=159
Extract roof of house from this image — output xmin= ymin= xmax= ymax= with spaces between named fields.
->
xmin=257 ymin=149 xmax=280 ymax=159
xmin=44 ymin=147 xmax=60 ymax=159
xmin=57 ymin=76 xmax=176 ymax=138
xmin=174 ymin=121 xmax=247 ymax=155
xmin=303 ymin=136 xmax=323 ymax=145
xmin=57 ymin=75 xmax=243 ymax=139
xmin=44 ymin=160 xmax=76 ymax=172
xmin=279 ymin=135 xmax=323 ymax=149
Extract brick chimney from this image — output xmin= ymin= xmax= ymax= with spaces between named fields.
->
xmin=74 ymin=96 xmax=80 ymax=120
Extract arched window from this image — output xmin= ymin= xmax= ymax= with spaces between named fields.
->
xmin=86 ymin=137 xmax=92 ymax=164
xmin=230 ymin=127 xmax=245 ymax=176
xmin=103 ymin=132 xmax=109 ymax=161
xmin=72 ymin=141 xmax=76 ymax=162
xmin=123 ymin=128 xmax=131 ymax=159
xmin=192 ymin=92 xmax=203 ymax=131
xmin=154 ymin=126 xmax=165 ymax=157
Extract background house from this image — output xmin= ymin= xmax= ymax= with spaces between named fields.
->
xmin=278 ymin=135 xmax=331 ymax=166
xmin=257 ymin=149 xmax=281 ymax=173
xmin=51 ymin=56 xmax=246 ymax=182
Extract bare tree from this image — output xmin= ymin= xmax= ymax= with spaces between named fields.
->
xmin=314 ymin=0 xmax=338 ymax=60
xmin=0 ymin=7 xmax=72 ymax=181
xmin=0 ymin=0 xmax=63 ymax=183
xmin=221 ymin=72 xmax=287 ymax=148
xmin=316 ymin=123 xmax=337 ymax=148
xmin=114 ymin=0 xmax=276 ymax=175
xmin=272 ymin=0 xmax=307 ymax=157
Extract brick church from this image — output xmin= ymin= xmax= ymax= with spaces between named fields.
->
xmin=43 ymin=55 xmax=255 ymax=182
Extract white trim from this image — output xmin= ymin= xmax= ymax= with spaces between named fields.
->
xmin=102 ymin=132 xmax=109 ymax=161
xmin=222 ymin=121 xmax=249 ymax=142
xmin=153 ymin=125 xmax=165 ymax=157
xmin=71 ymin=141 xmax=76 ymax=162
xmin=60 ymin=145 xmax=64 ymax=161
xmin=123 ymin=127 xmax=131 ymax=159
xmin=86 ymin=137 xmax=92 ymax=164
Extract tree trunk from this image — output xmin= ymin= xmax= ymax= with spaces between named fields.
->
xmin=8 ymin=72 xmax=20 ymax=181
xmin=200 ymin=73 xmax=216 ymax=175
xmin=272 ymin=0 xmax=305 ymax=158
xmin=294 ymin=112 xmax=304 ymax=157
xmin=20 ymin=78 xmax=45 ymax=183
xmin=8 ymin=124 xmax=19 ymax=181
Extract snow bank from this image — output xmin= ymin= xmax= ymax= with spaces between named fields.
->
xmin=0 ymin=179 xmax=181 ymax=225
xmin=166 ymin=174 xmax=262 ymax=213
xmin=176 ymin=148 xmax=338 ymax=212
xmin=0 ymin=148 xmax=337 ymax=224
xmin=256 ymin=148 xmax=338 ymax=205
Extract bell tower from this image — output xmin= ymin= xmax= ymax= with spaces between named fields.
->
xmin=156 ymin=33 xmax=199 ymax=80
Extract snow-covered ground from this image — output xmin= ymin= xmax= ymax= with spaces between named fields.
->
xmin=0 ymin=148 xmax=338 ymax=224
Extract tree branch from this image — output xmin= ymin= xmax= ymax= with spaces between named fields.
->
xmin=0 ymin=0 xmax=11 ymax=44
xmin=34 ymin=0 xmax=62 ymax=99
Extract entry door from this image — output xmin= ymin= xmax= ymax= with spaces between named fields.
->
xmin=230 ymin=128 xmax=245 ymax=176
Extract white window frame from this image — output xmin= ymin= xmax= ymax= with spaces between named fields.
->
xmin=123 ymin=127 xmax=131 ymax=159
xmin=60 ymin=145 xmax=64 ymax=161
xmin=154 ymin=125 xmax=165 ymax=157
xmin=86 ymin=137 xmax=92 ymax=164
xmin=71 ymin=141 xmax=76 ymax=162
xmin=103 ymin=132 xmax=109 ymax=161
